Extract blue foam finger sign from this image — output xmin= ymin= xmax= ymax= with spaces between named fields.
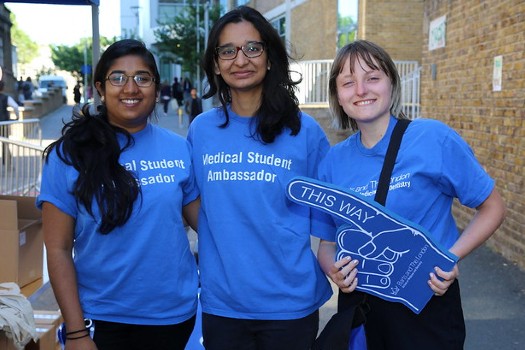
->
xmin=286 ymin=176 xmax=458 ymax=314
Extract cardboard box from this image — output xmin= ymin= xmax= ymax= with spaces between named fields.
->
xmin=0 ymin=332 xmax=17 ymax=350
xmin=33 ymin=311 xmax=63 ymax=330
xmin=21 ymin=279 xmax=44 ymax=299
xmin=0 ymin=312 xmax=63 ymax=350
xmin=24 ymin=324 xmax=60 ymax=350
xmin=0 ymin=196 xmax=43 ymax=288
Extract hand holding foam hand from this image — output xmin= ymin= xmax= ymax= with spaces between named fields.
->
xmin=287 ymin=177 xmax=458 ymax=314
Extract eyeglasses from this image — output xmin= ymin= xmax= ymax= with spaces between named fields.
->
xmin=215 ymin=41 xmax=265 ymax=60
xmin=105 ymin=72 xmax=156 ymax=87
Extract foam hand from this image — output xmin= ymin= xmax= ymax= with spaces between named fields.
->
xmin=286 ymin=177 xmax=458 ymax=313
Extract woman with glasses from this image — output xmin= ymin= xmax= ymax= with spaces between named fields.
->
xmin=37 ymin=39 xmax=200 ymax=350
xmin=187 ymin=6 xmax=332 ymax=350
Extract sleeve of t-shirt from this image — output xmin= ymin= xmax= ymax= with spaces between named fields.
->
xmin=7 ymin=96 xmax=19 ymax=117
xmin=304 ymin=114 xmax=331 ymax=178
xmin=36 ymin=149 xmax=78 ymax=219
xmin=438 ymin=125 xmax=495 ymax=208
xmin=310 ymin=150 xmax=337 ymax=242
xmin=181 ymin=139 xmax=199 ymax=206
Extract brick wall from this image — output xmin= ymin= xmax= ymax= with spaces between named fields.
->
xmin=248 ymin=0 xmax=338 ymax=60
xmin=251 ymin=0 xmax=282 ymax=13
xmin=290 ymin=0 xmax=338 ymax=60
xmin=358 ymin=0 xmax=424 ymax=62
xmin=421 ymin=0 xmax=525 ymax=269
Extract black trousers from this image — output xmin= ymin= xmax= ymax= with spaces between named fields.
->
xmin=202 ymin=311 xmax=319 ymax=350
xmin=365 ymin=279 xmax=465 ymax=350
xmin=91 ymin=316 xmax=196 ymax=350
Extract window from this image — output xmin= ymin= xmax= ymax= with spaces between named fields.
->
xmin=159 ymin=0 xmax=186 ymax=22
xmin=338 ymin=0 xmax=358 ymax=47
xmin=271 ymin=15 xmax=286 ymax=44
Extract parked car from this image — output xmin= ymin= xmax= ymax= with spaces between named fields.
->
xmin=37 ymin=75 xmax=68 ymax=103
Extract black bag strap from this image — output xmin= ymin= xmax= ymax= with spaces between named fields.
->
xmin=316 ymin=120 xmax=411 ymax=350
xmin=374 ymin=119 xmax=411 ymax=206
xmin=337 ymin=118 xmax=411 ymax=312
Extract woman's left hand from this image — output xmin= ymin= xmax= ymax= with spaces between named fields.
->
xmin=428 ymin=264 xmax=459 ymax=296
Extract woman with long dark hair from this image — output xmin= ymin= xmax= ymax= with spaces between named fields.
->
xmin=187 ymin=6 xmax=332 ymax=350
xmin=37 ymin=39 xmax=200 ymax=350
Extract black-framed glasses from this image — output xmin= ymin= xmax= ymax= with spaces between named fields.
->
xmin=105 ymin=72 xmax=155 ymax=87
xmin=215 ymin=41 xmax=265 ymax=60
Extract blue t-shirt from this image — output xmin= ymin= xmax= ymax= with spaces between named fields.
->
xmin=187 ymin=106 xmax=333 ymax=320
xmin=37 ymin=123 xmax=199 ymax=325
xmin=316 ymin=116 xmax=495 ymax=249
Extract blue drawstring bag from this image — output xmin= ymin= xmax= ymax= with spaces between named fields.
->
xmin=313 ymin=291 xmax=368 ymax=350
xmin=349 ymin=324 xmax=367 ymax=349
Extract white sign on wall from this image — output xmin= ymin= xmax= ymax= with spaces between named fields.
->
xmin=493 ymin=55 xmax=503 ymax=91
xmin=429 ymin=15 xmax=446 ymax=51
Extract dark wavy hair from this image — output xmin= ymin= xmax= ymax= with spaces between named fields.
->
xmin=43 ymin=39 xmax=161 ymax=234
xmin=201 ymin=6 xmax=301 ymax=143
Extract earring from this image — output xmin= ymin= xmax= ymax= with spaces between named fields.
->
xmin=100 ymin=96 xmax=105 ymax=103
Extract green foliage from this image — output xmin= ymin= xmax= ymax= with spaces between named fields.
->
xmin=50 ymin=36 xmax=117 ymax=82
xmin=9 ymin=13 xmax=39 ymax=65
xmin=338 ymin=15 xmax=357 ymax=48
xmin=154 ymin=3 xmax=222 ymax=79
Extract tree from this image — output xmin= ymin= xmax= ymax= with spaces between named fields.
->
xmin=338 ymin=16 xmax=357 ymax=48
xmin=50 ymin=36 xmax=116 ymax=82
xmin=10 ymin=13 xmax=39 ymax=65
xmin=154 ymin=3 xmax=222 ymax=80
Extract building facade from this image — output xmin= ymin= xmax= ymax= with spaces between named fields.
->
xmin=122 ymin=0 xmax=524 ymax=269
xmin=241 ymin=0 xmax=525 ymax=270
xmin=120 ymin=0 xmax=226 ymax=89
xmin=0 ymin=5 xmax=17 ymax=95
xmin=420 ymin=0 xmax=524 ymax=269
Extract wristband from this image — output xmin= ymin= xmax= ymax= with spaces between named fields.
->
xmin=66 ymin=332 xmax=90 ymax=340
xmin=65 ymin=328 xmax=89 ymax=336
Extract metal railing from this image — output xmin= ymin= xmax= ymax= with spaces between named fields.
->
xmin=292 ymin=59 xmax=421 ymax=119
xmin=291 ymin=59 xmax=332 ymax=105
xmin=0 ymin=118 xmax=43 ymax=146
xmin=0 ymin=60 xmax=421 ymax=197
xmin=0 ymin=119 xmax=45 ymax=196
xmin=399 ymin=65 xmax=421 ymax=120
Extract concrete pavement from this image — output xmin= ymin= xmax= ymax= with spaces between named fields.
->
xmin=34 ymin=103 xmax=525 ymax=349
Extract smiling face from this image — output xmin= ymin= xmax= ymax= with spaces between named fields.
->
xmin=214 ymin=20 xmax=268 ymax=96
xmin=95 ymin=55 xmax=158 ymax=133
xmin=335 ymin=56 xmax=393 ymax=127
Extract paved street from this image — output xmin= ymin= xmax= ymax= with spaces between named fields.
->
xmin=34 ymin=103 xmax=525 ymax=350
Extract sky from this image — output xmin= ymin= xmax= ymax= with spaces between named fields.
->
xmin=340 ymin=0 xmax=358 ymax=19
xmin=5 ymin=1 xmax=121 ymax=46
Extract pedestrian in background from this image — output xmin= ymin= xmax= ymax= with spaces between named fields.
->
xmin=160 ymin=80 xmax=171 ymax=115
xmin=16 ymin=76 xmax=24 ymax=104
xmin=73 ymin=82 xmax=82 ymax=104
xmin=37 ymin=39 xmax=200 ymax=350
xmin=316 ymin=40 xmax=506 ymax=350
xmin=22 ymin=77 xmax=34 ymax=101
xmin=0 ymin=80 xmax=19 ymax=165
xmin=188 ymin=6 xmax=332 ymax=350
xmin=172 ymin=77 xmax=184 ymax=108
xmin=185 ymin=87 xmax=202 ymax=124
xmin=182 ymin=77 xmax=192 ymax=105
